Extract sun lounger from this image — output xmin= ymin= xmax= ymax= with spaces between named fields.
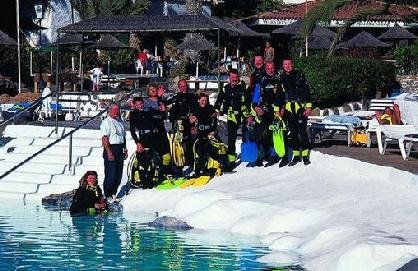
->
xmin=310 ymin=122 xmax=354 ymax=146
xmin=404 ymin=134 xmax=418 ymax=160
xmin=376 ymin=124 xmax=418 ymax=159
xmin=369 ymin=98 xmax=395 ymax=111
xmin=309 ymin=115 xmax=361 ymax=146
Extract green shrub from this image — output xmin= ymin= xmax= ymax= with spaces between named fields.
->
xmin=393 ymin=44 xmax=418 ymax=75
xmin=294 ymin=57 xmax=396 ymax=108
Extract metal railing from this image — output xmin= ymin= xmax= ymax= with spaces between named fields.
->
xmin=0 ymin=92 xmax=53 ymax=127
xmin=0 ymin=88 xmax=137 ymax=181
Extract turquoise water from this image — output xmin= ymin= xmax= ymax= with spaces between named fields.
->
xmin=0 ymin=199 xmax=273 ymax=271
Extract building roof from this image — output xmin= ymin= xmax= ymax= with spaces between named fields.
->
xmin=59 ymin=14 xmax=238 ymax=34
xmin=0 ymin=30 xmax=17 ymax=45
xmin=255 ymin=0 xmax=418 ymax=27
xmin=378 ymin=24 xmax=417 ymax=39
xmin=338 ymin=31 xmax=391 ymax=48
xmin=89 ymin=35 xmax=129 ymax=49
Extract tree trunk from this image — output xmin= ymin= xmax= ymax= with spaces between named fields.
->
xmin=185 ymin=0 xmax=203 ymax=15
xmin=129 ymin=33 xmax=141 ymax=51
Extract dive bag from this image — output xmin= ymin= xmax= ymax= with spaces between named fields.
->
xmin=128 ymin=149 xmax=161 ymax=189
xmin=351 ymin=127 xmax=368 ymax=147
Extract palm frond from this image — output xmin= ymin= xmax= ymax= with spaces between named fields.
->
xmin=97 ymin=0 xmax=112 ymax=16
xmin=327 ymin=8 xmax=381 ymax=57
xmin=304 ymin=0 xmax=348 ymax=37
xmin=128 ymin=0 xmax=150 ymax=16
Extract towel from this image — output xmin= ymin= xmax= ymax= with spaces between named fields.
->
xmin=323 ymin=115 xmax=361 ymax=126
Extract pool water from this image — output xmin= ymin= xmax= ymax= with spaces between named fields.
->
xmin=0 ymin=199 xmax=275 ymax=271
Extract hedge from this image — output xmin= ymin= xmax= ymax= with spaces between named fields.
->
xmin=393 ymin=44 xmax=418 ymax=75
xmin=293 ymin=57 xmax=397 ymax=108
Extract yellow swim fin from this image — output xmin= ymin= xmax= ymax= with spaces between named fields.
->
xmin=180 ymin=176 xmax=212 ymax=188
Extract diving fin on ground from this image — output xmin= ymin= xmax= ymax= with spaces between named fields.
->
xmin=180 ymin=175 xmax=212 ymax=188
xmin=156 ymin=177 xmax=188 ymax=190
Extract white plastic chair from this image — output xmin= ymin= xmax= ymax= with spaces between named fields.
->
xmin=376 ymin=124 xmax=418 ymax=159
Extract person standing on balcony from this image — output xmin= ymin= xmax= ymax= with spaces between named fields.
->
xmin=91 ymin=65 xmax=103 ymax=92
xmin=264 ymin=41 xmax=275 ymax=64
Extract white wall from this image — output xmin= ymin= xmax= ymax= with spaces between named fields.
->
xmin=27 ymin=0 xmax=81 ymax=46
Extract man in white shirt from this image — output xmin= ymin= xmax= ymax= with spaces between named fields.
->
xmin=91 ymin=65 xmax=103 ymax=92
xmin=100 ymin=102 xmax=128 ymax=202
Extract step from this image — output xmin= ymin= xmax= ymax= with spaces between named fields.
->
xmin=79 ymin=156 xmax=105 ymax=166
xmin=7 ymin=145 xmax=93 ymax=157
xmin=31 ymin=137 xmax=102 ymax=148
xmin=3 ymin=125 xmax=65 ymax=138
xmin=73 ymin=164 xmax=105 ymax=176
xmin=0 ymin=161 xmax=67 ymax=175
xmin=49 ymin=174 xmax=83 ymax=186
xmin=0 ymin=191 xmax=27 ymax=199
xmin=0 ymin=172 xmax=53 ymax=184
xmin=25 ymin=183 xmax=79 ymax=201
xmin=0 ymin=152 xmax=82 ymax=164
xmin=0 ymin=182 xmax=40 ymax=194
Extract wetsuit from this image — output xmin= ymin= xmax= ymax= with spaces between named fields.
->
xmin=70 ymin=185 xmax=106 ymax=216
xmin=214 ymin=81 xmax=250 ymax=163
xmin=169 ymin=92 xmax=197 ymax=165
xmin=191 ymin=104 xmax=217 ymax=139
xmin=129 ymin=108 xmax=155 ymax=148
xmin=192 ymin=103 xmax=229 ymax=175
xmin=144 ymin=99 xmax=171 ymax=169
xmin=259 ymin=72 xmax=285 ymax=162
xmin=281 ymin=70 xmax=311 ymax=161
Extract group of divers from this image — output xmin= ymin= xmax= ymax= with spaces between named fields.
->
xmin=69 ymin=57 xmax=313 ymax=216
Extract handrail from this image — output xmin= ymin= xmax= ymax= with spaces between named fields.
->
xmin=0 ymin=92 xmax=54 ymax=127
xmin=0 ymin=88 xmax=137 ymax=181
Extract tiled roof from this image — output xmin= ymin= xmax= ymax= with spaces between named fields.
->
xmin=257 ymin=1 xmax=319 ymax=20
xmin=257 ymin=0 xmax=418 ymax=21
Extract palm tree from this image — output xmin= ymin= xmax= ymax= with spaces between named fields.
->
xmin=185 ymin=0 xmax=203 ymax=15
xmin=69 ymin=0 xmax=149 ymax=19
xmin=68 ymin=0 xmax=149 ymax=50
xmin=303 ymin=0 xmax=418 ymax=58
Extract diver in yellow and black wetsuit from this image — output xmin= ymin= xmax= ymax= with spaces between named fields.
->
xmin=214 ymin=69 xmax=250 ymax=169
xmin=281 ymin=58 xmax=312 ymax=166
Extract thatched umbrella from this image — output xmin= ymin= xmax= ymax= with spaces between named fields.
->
xmin=228 ymin=20 xmax=269 ymax=58
xmin=273 ymin=20 xmax=335 ymax=39
xmin=90 ymin=35 xmax=129 ymax=50
xmin=178 ymin=34 xmax=217 ymax=77
xmin=0 ymin=31 xmax=17 ymax=45
xmin=229 ymin=20 xmax=269 ymax=38
xmin=273 ymin=20 xmax=304 ymax=35
xmin=89 ymin=35 xmax=130 ymax=90
xmin=59 ymin=14 xmax=243 ymax=91
xmin=309 ymin=36 xmax=332 ymax=50
xmin=177 ymin=35 xmax=217 ymax=51
xmin=378 ymin=24 xmax=417 ymax=41
xmin=338 ymin=31 xmax=390 ymax=48
xmin=54 ymin=33 xmax=95 ymax=92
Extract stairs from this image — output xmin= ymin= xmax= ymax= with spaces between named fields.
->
xmin=0 ymin=125 xmax=133 ymax=202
